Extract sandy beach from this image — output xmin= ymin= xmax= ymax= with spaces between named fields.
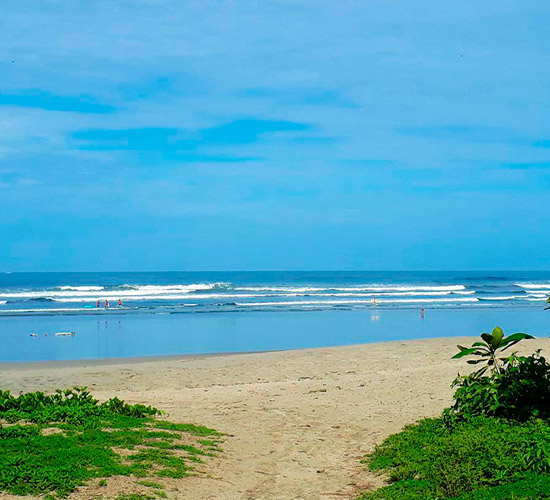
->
xmin=3 ymin=336 xmax=550 ymax=500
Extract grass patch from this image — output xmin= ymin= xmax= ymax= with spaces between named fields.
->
xmin=0 ymin=388 xmax=222 ymax=498
xmin=358 ymin=417 xmax=550 ymax=500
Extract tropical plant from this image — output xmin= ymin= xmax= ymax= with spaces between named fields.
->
xmin=452 ymin=326 xmax=534 ymax=377
xmin=446 ymin=351 xmax=550 ymax=421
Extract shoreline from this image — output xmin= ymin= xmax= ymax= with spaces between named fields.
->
xmin=1 ymin=335 xmax=475 ymax=370
xmin=0 ymin=349 xmax=273 ymax=370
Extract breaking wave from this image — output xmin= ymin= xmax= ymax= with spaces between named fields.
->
xmin=0 ymin=276 xmax=548 ymax=316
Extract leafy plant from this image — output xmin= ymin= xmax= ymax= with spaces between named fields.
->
xmin=0 ymin=387 xmax=159 ymax=424
xmin=452 ymin=326 xmax=534 ymax=377
xmin=446 ymin=351 xmax=550 ymax=422
xmin=358 ymin=417 xmax=550 ymax=500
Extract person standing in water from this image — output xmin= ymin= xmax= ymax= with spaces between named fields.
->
xmin=118 ymin=298 xmax=122 ymax=306
xmin=105 ymin=299 xmax=110 ymax=308
xmin=420 ymin=307 xmax=425 ymax=319
xmin=97 ymin=299 xmax=101 ymax=308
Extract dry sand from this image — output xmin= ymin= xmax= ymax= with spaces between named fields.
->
xmin=3 ymin=337 xmax=549 ymax=500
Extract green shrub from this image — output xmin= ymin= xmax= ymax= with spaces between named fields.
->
xmin=446 ymin=351 xmax=550 ymax=422
xmin=359 ymin=417 xmax=550 ymax=500
xmin=0 ymin=387 xmax=158 ymax=424
xmin=447 ymin=327 xmax=550 ymax=422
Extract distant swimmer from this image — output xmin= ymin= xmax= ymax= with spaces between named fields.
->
xmin=97 ymin=300 xmax=101 ymax=308
xmin=30 ymin=332 xmax=38 ymax=337
xmin=105 ymin=299 xmax=110 ymax=308
xmin=420 ymin=307 xmax=425 ymax=319
xmin=118 ymin=299 xmax=123 ymax=306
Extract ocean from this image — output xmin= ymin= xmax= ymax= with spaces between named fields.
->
xmin=1 ymin=271 xmax=549 ymax=362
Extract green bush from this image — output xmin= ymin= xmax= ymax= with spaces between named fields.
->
xmin=0 ymin=387 xmax=158 ymax=424
xmin=445 ymin=352 xmax=550 ymax=422
xmin=359 ymin=417 xmax=550 ymax=500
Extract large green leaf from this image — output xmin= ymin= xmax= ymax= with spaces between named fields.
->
xmin=481 ymin=333 xmax=493 ymax=346
xmin=491 ymin=326 xmax=504 ymax=348
xmin=500 ymin=333 xmax=534 ymax=352
xmin=502 ymin=332 xmax=534 ymax=344
xmin=452 ymin=348 xmax=480 ymax=359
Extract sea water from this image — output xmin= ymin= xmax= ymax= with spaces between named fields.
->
xmin=0 ymin=271 xmax=549 ymax=362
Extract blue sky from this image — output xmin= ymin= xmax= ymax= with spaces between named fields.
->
xmin=0 ymin=0 xmax=549 ymax=271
